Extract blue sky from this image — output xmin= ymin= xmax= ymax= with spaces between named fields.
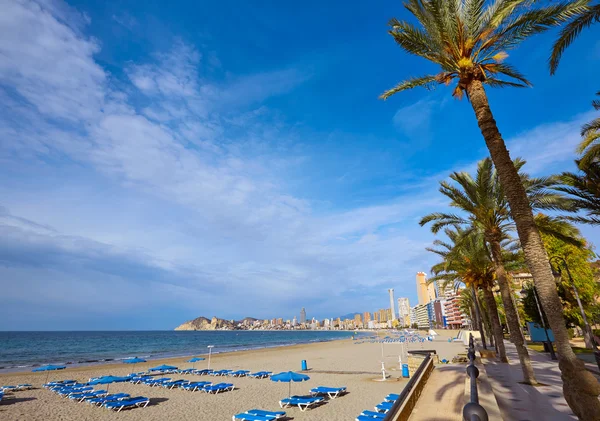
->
xmin=1 ymin=0 xmax=598 ymax=330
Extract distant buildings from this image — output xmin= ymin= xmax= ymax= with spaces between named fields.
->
xmin=414 ymin=304 xmax=430 ymax=329
xmin=300 ymin=308 xmax=306 ymax=324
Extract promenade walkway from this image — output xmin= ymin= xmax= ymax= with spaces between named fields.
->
xmin=408 ymin=341 xmax=600 ymax=421
xmin=482 ymin=341 xmax=593 ymax=421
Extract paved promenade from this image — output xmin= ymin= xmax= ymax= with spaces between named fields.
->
xmin=482 ymin=342 xmax=590 ymax=421
xmin=409 ymin=340 xmax=600 ymax=421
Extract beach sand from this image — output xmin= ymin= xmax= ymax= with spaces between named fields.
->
xmin=0 ymin=331 xmax=466 ymax=421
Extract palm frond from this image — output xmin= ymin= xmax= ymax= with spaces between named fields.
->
xmin=550 ymin=3 xmax=600 ymax=75
xmin=380 ymin=75 xmax=439 ymax=99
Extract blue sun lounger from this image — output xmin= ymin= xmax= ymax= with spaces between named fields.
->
xmin=212 ymin=369 xmax=232 ymax=376
xmin=357 ymin=409 xmax=386 ymax=419
xmin=309 ymin=386 xmax=347 ymax=399
xmin=232 ymin=413 xmax=276 ymax=421
xmin=0 ymin=391 xmax=3 ymax=402
xmin=15 ymin=384 xmax=33 ymax=391
xmin=44 ymin=380 xmax=76 ymax=389
xmin=162 ymin=379 xmax=189 ymax=389
xmin=384 ymin=393 xmax=400 ymax=402
xmin=103 ymin=396 xmax=150 ymax=412
xmin=195 ymin=369 xmax=213 ymax=375
xmin=86 ymin=393 xmax=131 ymax=406
xmin=246 ymin=409 xmax=286 ymax=419
xmin=279 ymin=396 xmax=324 ymax=411
xmin=203 ymin=382 xmax=234 ymax=394
xmin=181 ymin=381 xmax=212 ymax=391
xmin=68 ymin=390 xmax=108 ymax=402
xmin=230 ymin=370 xmax=250 ymax=377
xmin=375 ymin=401 xmax=393 ymax=413
xmin=248 ymin=371 xmax=272 ymax=379
xmin=1 ymin=386 xmax=16 ymax=392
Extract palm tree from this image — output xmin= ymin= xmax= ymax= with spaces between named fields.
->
xmin=428 ymin=226 xmax=508 ymax=363
xmin=421 ymin=158 xmax=563 ymax=384
xmin=556 ymin=162 xmax=600 ymax=225
xmin=550 ymin=3 xmax=600 ymax=74
xmin=380 ymin=1 xmax=600 ymax=416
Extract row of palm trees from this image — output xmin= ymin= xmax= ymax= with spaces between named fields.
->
xmin=379 ymin=1 xmax=600 ymax=419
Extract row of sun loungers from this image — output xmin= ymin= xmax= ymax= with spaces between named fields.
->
xmin=130 ymin=375 xmax=235 ymax=394
xmin=1 ymin=384 xmax=33 ymax=392
xmin=356 ymin=393 xmax=400 ymax=420
xmin=45 ymin=380 xmax=150 ymax=412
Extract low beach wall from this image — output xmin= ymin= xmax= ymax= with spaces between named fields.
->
xmin=384 ymin=354 xmax=435 ymax=421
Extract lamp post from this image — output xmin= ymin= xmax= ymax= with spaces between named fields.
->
xmin=549 ymin=256 xmax=600 ymax=370
xmin=522 ymin=283 xmax=556 ymax=360
xmin=207 ymin=345 xmax=214 ymax=370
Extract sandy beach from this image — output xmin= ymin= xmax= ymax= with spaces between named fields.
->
xmin=0 ymin=331 xmax=466 ymax=421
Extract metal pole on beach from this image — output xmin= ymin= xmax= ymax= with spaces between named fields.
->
xmin=207 ymin=345 xmax=214 ymax=370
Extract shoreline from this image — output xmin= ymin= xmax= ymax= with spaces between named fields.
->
xmin=0 ymin=335 xmax=357 ymax=377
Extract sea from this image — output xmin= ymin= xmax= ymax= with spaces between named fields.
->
xmin=0 ymin=330 xmax=358 ymax=373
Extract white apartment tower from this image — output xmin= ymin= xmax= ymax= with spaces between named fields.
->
xmin=388 ymin=288 xmax=397 ymax=321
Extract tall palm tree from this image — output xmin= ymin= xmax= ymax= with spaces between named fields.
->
xmin=428 ymin=226 xmax=508 ymax=362
xmin=556 ymin=162 xmax=600 ymax=225
xmin=380 ymin=1 xmax=600 ymax=416
xmin=550 ymin=3 xmax=600 ymax=74
xmin=421 ymin=158 xmax=563 ymax=384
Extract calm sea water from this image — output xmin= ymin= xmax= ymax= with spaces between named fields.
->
xmin=0 ymin=331 xmax=356 ymax=372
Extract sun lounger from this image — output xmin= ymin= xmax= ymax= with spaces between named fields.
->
xmin=248 ymin=371 xmax=272 ymax=379
xmin=86 ymin=393 xmax=130 ymax=406
xmin=232 ymin=413 xmax=276 ymax=421
xmin=195 ymin=369 xmax=213 ymax=375
xmin=103 ymin=396 xmax=150 ymax=412
xmin=69 ymin=390 xmax=108 ymax=402
xmin=179 ymin=368 xmax=195 ymax=374
xmin=203 ymin=382 xmax=234 ymax=394
xmin=279 ymin=396 xmax=324 ymax=411
xmin=44 ymin=380 xmax=75 ymax=389
xmin=310 ymin=386 xmax=347 ymax=399
xmin=230 ymin=370 xmax=250 ymax=377
xmin=384 ymin=393 xmax=400 ymax=402
xmin=15 ymin=384 xmax=33 ymax=391
xmin=359 ymin=409 xmax=386 ymax=418
xmin=180 ymin=381 xmax=212 ymax=391
xmin=375 ymin=401 xmax=393 ymax=413
xmin=0 ymin=391 xmax=3 ymax=402
xmin=58 ymin=386 xmax=93 ymax=397
xmin=162 ymin=379 xmax=189 ymax=389
xmin=246 ymin=409 xmax=286 ymax=419
xmin=211 ymin=369 xmax=233 ymax=376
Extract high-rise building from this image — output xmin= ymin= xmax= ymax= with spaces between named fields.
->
xmin=397 ymin=297 xmax=410 ymax=326
xmin=363 ymin=312 xmax=371 ymax=323
xmin=378 ymin=308 xmax=388 ymax=323
xmin=414 ymin=304 xmax=430 ymax=329
xmin=388 ymin=288 xmax=397 ymax=321
xmin=416 ymin=272 xmax=437 ymax=305
xmin=416 ymin=272 xmax=429 ymax=305
xmin=300 ymin=308 xmax=306 ymax=324
xmin=353 ymin=314 xmax=363 ymax=328
xmin=443 ymin=285 xmax=466 ymax=329
xmin=292 ymin=316 xmax=297 ymax=326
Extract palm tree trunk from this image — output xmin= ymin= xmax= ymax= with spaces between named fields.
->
xmin=482 ymin=285 xmax=508 ymax=362
xmin=472 ymin=285 xmax=487 ymax=349
xmin=480 ymin=305 xmax=495 ymax=349
xmin=489 ymin=240 xmax=537 ymax=384
xmin=467 ymin=80 xmax=600 ymax=419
